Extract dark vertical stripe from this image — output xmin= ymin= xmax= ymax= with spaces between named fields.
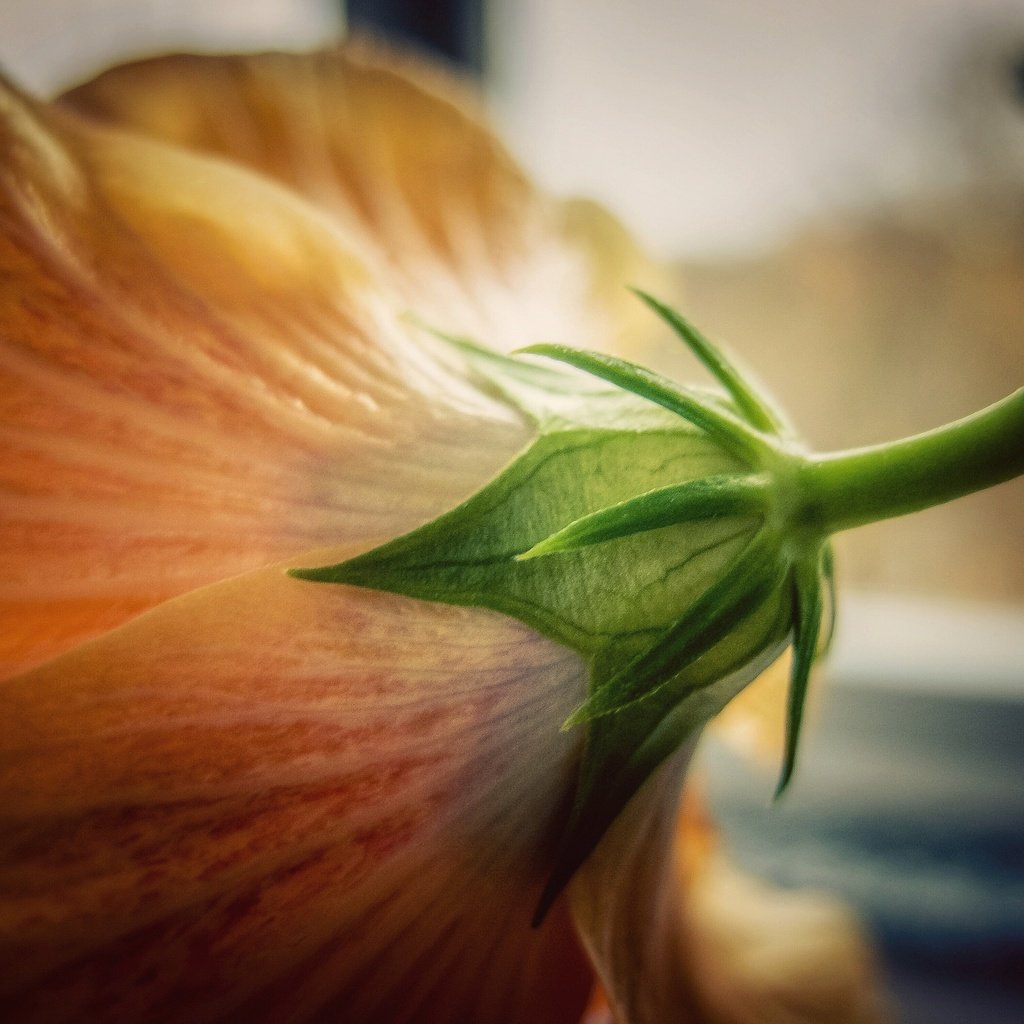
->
xmin=346 ymin=0 xmax=485 ymax=75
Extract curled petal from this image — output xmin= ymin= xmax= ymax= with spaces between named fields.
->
xmin=59 ymin=44 xmax=676 ymax=354
xmin=570 ymin=746 xmax=701 ymax=1023
xmin=572 ymin=772 xmax=886 ymax=1024
xmin=0 ymin=546 xmax=593 ymax=1023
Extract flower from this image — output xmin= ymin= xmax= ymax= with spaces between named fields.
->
xmin=0 ymin=44 xmax=883 ymax=1023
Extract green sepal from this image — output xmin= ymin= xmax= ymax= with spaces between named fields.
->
xmin=517 ymin=344 xmax=771 ymax=465
xmin=291 ymin=330 xmax=790 ymax=915
xmin=291 ymin=420 xmax=756 ymax=662
xmin=629 ymin=287 xmax=789 ymax=436
xmin=407 ymin=318 xmax=664 ymax=434
xmin=518 ymin=473 xmax=770 ymax=560
xmin=818 ymin=542 xmax=838 ymax=655
xmin=774 ymin=552 xmax=825 ymax=798
xmin=564 ymin=528 xmax=788 ymax=726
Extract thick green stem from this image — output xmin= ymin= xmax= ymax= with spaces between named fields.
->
xmin=795 ymin=388 xmax=1024 ymax=535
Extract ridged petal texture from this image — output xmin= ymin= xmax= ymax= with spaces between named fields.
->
xmin=0 ymin=67 xmax=533 ymax=676
xmin=1 ymin=45 xmax=883 ymax=1024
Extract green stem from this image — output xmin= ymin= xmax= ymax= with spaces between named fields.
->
xmin=796 ymin=388 xmax=1024 ymax=535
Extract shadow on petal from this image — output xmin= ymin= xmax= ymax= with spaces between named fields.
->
xmin=0 ymin=545 xmax=595 ymax=1022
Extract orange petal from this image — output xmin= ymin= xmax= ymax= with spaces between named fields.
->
xmin=675 ymin=799 xmax=888 ymax=1024
xmin=0 ymin=74 xmax=528 ymax=674
xmin=60 ymin=44 xmax=674 ymax=354
xmin=3 ymin=45 xmax=883 ymax=1024
xmin=571 ymin=768 xmax=887 ymax=1024
xmin=0 ymin=545 xmax=593 ymax=1022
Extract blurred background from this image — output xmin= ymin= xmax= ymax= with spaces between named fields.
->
xmin=1 ymin=2 xmax=1022 ymax=1021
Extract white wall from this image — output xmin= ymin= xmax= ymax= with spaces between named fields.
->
xmin=0 ymin=0 xmax=342 ymax=95
xmin=488 ymin=0 xmax=1024 ymax=256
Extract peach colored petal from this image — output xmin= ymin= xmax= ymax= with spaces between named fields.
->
xmin=59 ymin=45 xmax=675 ymax=355
xmin=0 ymin=545 xmax=593 ymax=1023
xmin=0 ymin=74 xmax=528 ymax=674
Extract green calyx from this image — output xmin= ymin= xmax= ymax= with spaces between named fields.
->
xmin=291 ymin=290 xmax=1023 ymax=921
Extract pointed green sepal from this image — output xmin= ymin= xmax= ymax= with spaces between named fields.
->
xmin=516 ymin=344 xmax=771 ymax=465
xmin=517 ymin=474 xmax=769 ymax=560
xmin=818 ymin=542 xmax=838 ymax=656
xmin=565 ymin=529 xmax=787 ymax=727
xmin=629 ymin=287 xmax=789 ymax=436
xmin=774 ymin=554 xmax=825 ymax=798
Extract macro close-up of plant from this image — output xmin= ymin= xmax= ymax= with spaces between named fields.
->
xmin=1 ymin=22 xmax=1021 ymax=1024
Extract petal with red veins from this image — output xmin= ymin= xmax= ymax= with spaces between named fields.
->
xmin=0 ymin=546 xmax=593 ymax=1023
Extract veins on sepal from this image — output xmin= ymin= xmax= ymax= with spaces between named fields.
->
xmin=297 ymin=290 xmax=838 ymax=924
